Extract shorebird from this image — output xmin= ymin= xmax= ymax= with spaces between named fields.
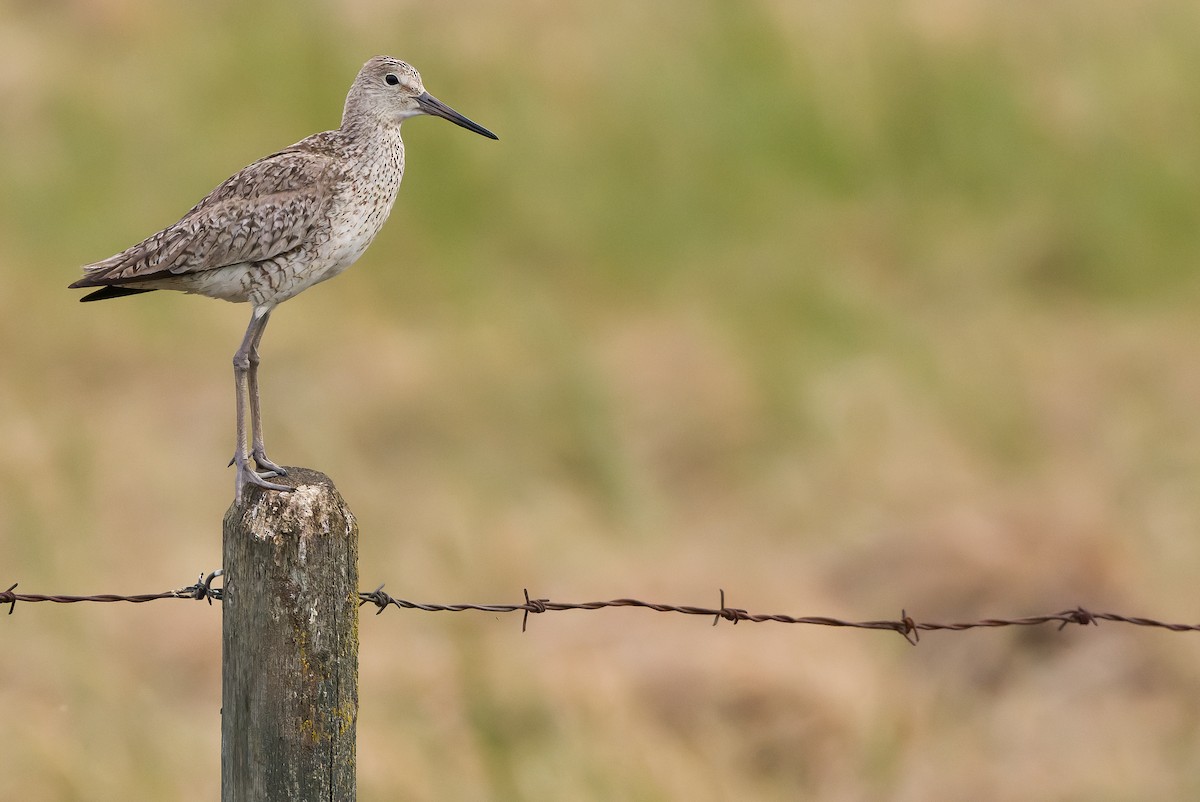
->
xmin=70 ymin=56 xmax=497 ymax=503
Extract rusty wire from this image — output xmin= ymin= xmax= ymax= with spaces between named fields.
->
xmin=3 ymin=572 xmax=1195 ymax=645
xmin=0 ymin=571 xmax=223 ymax=614
xmin=356 ymin=585 xmax=1200 ymax=643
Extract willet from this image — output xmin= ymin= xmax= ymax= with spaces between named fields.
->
xmin=70 ymin=56 xmax=497 ymax=503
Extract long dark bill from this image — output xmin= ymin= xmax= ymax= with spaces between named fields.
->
xmin=416 ymin=92 xmax=499 ymax=140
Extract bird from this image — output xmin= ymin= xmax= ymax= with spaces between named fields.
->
xmin=70 ymin=56 xmax=497 ymax=503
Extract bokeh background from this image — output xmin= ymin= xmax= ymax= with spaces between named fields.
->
xmin=4 ymin=1 xmax=1200 ymax=799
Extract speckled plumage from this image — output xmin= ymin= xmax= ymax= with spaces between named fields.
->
xmin=71 ymin=56 xmax=497 ymax=502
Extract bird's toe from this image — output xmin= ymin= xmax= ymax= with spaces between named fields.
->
xmin=235 ymin=463 xmax=292 ymax=502
xmin=253 ymin=452 xmax=288 ymax=477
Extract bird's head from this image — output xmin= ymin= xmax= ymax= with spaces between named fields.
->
xmin=343 ymin=56 xmax=498 ymax=140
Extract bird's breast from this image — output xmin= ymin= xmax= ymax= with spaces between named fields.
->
xmin=318 ymin=151 xmax=405 ymax=276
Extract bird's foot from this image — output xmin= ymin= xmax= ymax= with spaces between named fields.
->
xmin=251 ymin=449 xmax=287 ymax=479
xmin=233 ymin=458 xmax=291 ymax=504
xmin=227 ymin=452 xmax=289 ymax=478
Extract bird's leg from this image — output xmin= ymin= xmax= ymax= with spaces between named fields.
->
xmin=233 ymin=308 xmax=289 ymax=503
xmin=247 ymin=309 xmax=286 ymax=477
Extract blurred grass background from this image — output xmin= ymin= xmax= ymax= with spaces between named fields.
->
xmin=4 ymin=0 xmax=1200 ymax=798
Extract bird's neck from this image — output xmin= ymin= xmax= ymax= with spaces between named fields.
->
xmin=338 ymin=117 xmax=405 ymax=161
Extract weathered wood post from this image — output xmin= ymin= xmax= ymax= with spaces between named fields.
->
xmin=221 ymin=467 xmax=358 ymax=802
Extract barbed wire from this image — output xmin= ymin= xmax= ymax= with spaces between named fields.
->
xmin=3 ymin=572 xmax=1198 ymax=644
xmin=358 ymin=586 xmax=1200 ymax=643
xmin=0 ymin=571 xmax=223 ymax=614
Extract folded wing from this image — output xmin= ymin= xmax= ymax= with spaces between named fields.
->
xmin=71 ymin=146 xmax=334 ymax=288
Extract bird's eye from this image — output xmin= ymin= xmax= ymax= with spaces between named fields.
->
xmin=384 ymin=73 xmax=400 ymax=86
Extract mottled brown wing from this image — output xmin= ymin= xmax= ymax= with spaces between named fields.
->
xmin=71 ymin=146 xmax=334 ymax=287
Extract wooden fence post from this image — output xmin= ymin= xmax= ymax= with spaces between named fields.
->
xmin=221 ymin=467 xmax=358 ymax=802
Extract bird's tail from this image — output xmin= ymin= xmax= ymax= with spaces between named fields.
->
xmin=77 ymin=286 xmax=157 ymax=302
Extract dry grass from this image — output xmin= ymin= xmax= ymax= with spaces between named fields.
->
xmin=4 ymin=1 xmax=1200 ymax=799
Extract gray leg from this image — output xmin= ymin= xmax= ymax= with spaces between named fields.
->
xmin=233 ymin=307 xmax=289 ymax=503
xmin=247 ymin=309 xmax=286 ymax=476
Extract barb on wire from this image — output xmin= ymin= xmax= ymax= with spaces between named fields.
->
xmin=0 ymin=570 xmax=222 ymax=615
xmin=5 ymin=574 xmax=1200 ymax=642
xmin=355 ymin=584 xmax=1200 ymax=643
